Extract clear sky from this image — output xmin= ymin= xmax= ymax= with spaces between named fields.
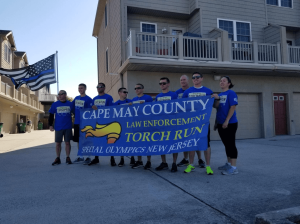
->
xmin=0 ymin=0 xmax=99 ymax=98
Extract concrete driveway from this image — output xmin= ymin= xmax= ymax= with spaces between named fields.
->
xmin=1 ymin=131 xmax=299 ymax=224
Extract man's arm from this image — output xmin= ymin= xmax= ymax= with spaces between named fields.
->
xmin=48 ymin=113 xmax=55 ymax=132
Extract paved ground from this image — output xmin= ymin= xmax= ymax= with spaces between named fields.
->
xmin=1 ymin=130 xmax=299 ymax=224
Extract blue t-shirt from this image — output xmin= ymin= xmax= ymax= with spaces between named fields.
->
xmin=182 ymin=86 xmax=213 ymax=98
xmin=93 ymin=94 xmax=114 ymax=107
xmin=175 ymin=88 xmax=186 ymax=99
xmin=132 ymin=94 xmax=153 ymax=104
xmin=216 ymin=90 xmax=238 ymax=124
xmin=155 ymin=91 xmax=178 ymax=101
xmin=49 ymin=101 xmax=74 ymax=131
xmin=72 ymin=95 xmax=93 ymax=124
xmin=114 ymin=99 xmax=132 ymax=105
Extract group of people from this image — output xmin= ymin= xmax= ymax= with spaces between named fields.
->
xmin=48 ymin=72 xmax=239 ymax=175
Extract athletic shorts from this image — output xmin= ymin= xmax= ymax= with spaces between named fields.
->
xmin=207 ymin=124 xmax=211 ymax=148
xmin=73 ymin=124 xmax=80 ymax=142
xmin=55 ymin=129 xmax=72 ymax=143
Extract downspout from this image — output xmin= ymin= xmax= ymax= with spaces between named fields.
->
xmin=96 ymin=36 xmax=99 ymax=83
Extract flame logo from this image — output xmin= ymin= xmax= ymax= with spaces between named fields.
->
xmin=81 ymin=122 xmax=122 ymax=144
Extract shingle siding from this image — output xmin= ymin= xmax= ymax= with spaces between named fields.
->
xmin=267 ymin=2 xmax=300 ymax=28
xmin=264 ymin=25 xmax=281 ymax=43
xmin=197 ymin=0 xmax=267 ymax=42
xmin=188 ymin=10 xmax=200 ymax=35
xmin=97 ymin=0 xmax=122 ymax=95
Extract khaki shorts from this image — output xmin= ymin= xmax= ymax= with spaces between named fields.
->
xmin=55 ymin=129 xmax=72 ymax=143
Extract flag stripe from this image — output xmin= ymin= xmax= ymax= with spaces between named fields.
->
xmin=0 ymin=68 xmax=28 ymax=76
xmin=21 ymin=69 xmax=55 ymax=82
xmin=27 ymin=73 xmax=55 ymax=87
xmin=30 ymin=78 xmax=56 ymax=91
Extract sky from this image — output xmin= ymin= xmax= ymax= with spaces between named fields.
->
xmin=0 ymin=0 xmax=99 ymax=98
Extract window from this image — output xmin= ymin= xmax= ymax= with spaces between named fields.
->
xmin=218 ymin=19 xmax=251 ymax=42
xmin=105 ymin=3 xmax=108 ymax=28
xmin=105 ymin=48 xmax=109 ymax=74
xmin=267 ymin=0 xmax=292 ymax=7
xmin=4 ymin=44 xmax=11 ymax=63
xmin=20 ymin=61 xmax=25 ymax=68
xmin=140 ymin=22 xmax=157 ymax=41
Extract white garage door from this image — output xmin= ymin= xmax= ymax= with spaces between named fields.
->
xmin=210 ymin=93 xmax=262 ymax=140
xmin=293 ymin=93 xmax=300 ymax=135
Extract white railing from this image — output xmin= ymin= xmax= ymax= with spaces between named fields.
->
xmin=5 ymin=84 xmax=12 ymax=97
xmin=231 ymin=41 xmax=254 ymax=62
xmin=15 ymin=90 xmax=20 ymax=101
xmin=136 ymin=32 xmax=178 ymax=58
xmin=258 ymin=43 xmax=278 ymax=63
xmin=288 ymin=46 xmax=300 ymax=64
xmin=183 ymin=37 xmax=218 ymax=60
xmin=39 ymin=94 xmax=56 ymax=102
xmin=1 ymin=82 xmax=5 ymax=94
xmin=125 ymin=35 xmax=131 ymax=59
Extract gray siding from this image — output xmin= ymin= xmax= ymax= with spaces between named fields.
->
xmin=208 ymin=29 xmax=221 ymax=39
xmin=296 ymin=31 xmax=300 ymax=46
xmin=188 ymin=10 xmax=200 ymax=35
xmin=267 ymin=2 xmax=300 ymax=28
xmin=126 ymin=0 xmax=190 ymax=14
xmin=196 ymin=0 xmax=267 ymax=42
xmin=264 ymin=25 xmax=281 ymax=43
xmin=189 ymin=0 xmax=198 ymax=12
xmin=127 ymin=13 xmax=188 ymax=35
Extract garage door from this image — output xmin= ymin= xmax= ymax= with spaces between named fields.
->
xmin=1 ymin=112 xmax=14 ymax=134
xmin=210 ymin=93 xmax=262 ymax=140
xmin=293 ymin=93 xmax=300 ymax=135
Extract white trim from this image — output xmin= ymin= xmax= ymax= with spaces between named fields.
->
xmin=105 ymin=47 xmax=109 ymax=74
xmin=217 ymin=18 xmax=252 ymax=42
xmin=266 ymin=0 xmax=293 ymax=8
xmin=140 ymin=22 xmax=157 ymax=33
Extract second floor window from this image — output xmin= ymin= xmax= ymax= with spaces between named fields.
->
xmin=140 ymin=22 xmax=157 ymax=41
xmin=267 ymin=0 xmax=292 ymax=7
xmin=218 ymin=19 xmax=251 ymax=42
xmin=4 ymin=44 xmax=11 ymax=63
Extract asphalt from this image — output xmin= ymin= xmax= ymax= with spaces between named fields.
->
xmin=0 ymin=131 xmax=299 ymax=224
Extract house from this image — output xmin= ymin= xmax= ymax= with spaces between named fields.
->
xmin=0 ymin=30 xmax=45 ymax=134
xmin=92 ymin=0 xmax=300 ymax=140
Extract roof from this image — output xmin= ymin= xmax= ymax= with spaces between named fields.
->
xmin=14 ymin=51 xmax=29 ymax=64
xmin=0 ymin=30 xmax=16 ymax=49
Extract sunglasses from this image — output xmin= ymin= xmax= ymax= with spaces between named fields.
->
xmin=135 ymin=87 xmax=142 ymax=90
xmin=192 ymin=76 xmax=202 ymax=79
xmin=159 ymin=82 xmax=167 ymax=86
xmin=58 ymin=93 xmax=66 ymax=95
xmin=122 ymin=91 xmax=128 ymax=94
xmin=97 ymin=86 xmax=105 ymax=88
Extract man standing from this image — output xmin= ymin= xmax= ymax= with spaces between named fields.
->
xmin=49 ymin=90 xmax=74 ymax=165
xmin=154 ymin=77 xmax=178 ymax=172
xmin=176 ymin=75 xmax=206 ymax=168
xmin=88 ymin=83 xmax=115 ymax=166
xmin=182 ymin=72 xmax=214 ymax=175
xmin=114 ymin=87 xmax=134 ymax=167
xmin=72 ymin=83 xmax=93 ymax=165
xmin=131 ymin=83 xmax=153 ymax=169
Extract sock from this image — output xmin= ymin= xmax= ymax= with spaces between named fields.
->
xmin=231 ymin=166 xmax=236 ymax=169
xmin=190 ymin=164 xmax=194 ymax=167
xmin=206 ymin=165 xmax=210 ymax=168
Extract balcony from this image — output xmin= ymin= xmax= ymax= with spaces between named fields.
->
xmin=123 ymin=30 xmax=300 ymax=74
xmin=0 ymin=80 xmax=44 ymax=113
xmin=39 ymin=94 xmax=56 ymax=102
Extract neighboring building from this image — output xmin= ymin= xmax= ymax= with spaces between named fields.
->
xmin=92 ymin=0 xmax=300 ymax=140
xmin=0 ymin=30 xmax=45 ymax=134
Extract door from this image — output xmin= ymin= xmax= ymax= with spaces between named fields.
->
xmin=293 ymin=93 xmax=300 ymax=134
xmin=170 ymin=27 xmax=186 ymax=56
xmin=273 ymin=94 xmax=287 ymax=135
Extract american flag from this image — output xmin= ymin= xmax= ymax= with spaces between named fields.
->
xmin=0 ymin=54 xmax=56 ymax=91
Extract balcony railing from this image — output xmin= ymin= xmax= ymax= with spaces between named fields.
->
xmin=39 ymin=94 xmax=56 ymax=102
xmin=125 ymin=30 xmax=300 ymax=65
xmin=1 ymin=82 xmax=12 ymax=97
xmin=288 ymin=46 xmax=300 ymax=64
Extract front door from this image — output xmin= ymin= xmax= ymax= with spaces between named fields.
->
xmin=273 ymin=94 xmax=287 ymax=135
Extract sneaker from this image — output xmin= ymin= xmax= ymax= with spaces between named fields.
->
xmin=66 ymin=157 xmax=72 ymax=165
xmin=171 ymin=163 xmax=177 ymax=172
xmin=111 ymin=156 xmax=117 ymax=166
xmin=88 ymin=158 xmax=99 ymax=166
xmin=155 ymin=162 xmax=168 ymax=171
xmin=118 ymin=158 xmax=125 ymax=167
xmin=144 ymin=161 xmax=151 ymax=170
xmin=184 ymin=164 xmax=195 ymax=173
xmin=130 ymin=156 xmax=135 ymax=166
xmin=198 ymin=159 xmax=205 ymax=168
xmin=73 ymin=157 xmax=84 ymax=163
xmin=177 ymin=158 xmax=189 ymax=167
xmin=132 ymin=161 xmax=143 ymax=169
xmin=222 ymin=167 xmax=238 ymax=175
xmin=52 ymin=157 xmax=61 ymax=166
xmin=218 ymin=162 xmax=231 ymax=170
xmin=83 ymin=157 xmax=91 ymax=165
xmin=206 ymin=166 xmax=214 ymax=175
